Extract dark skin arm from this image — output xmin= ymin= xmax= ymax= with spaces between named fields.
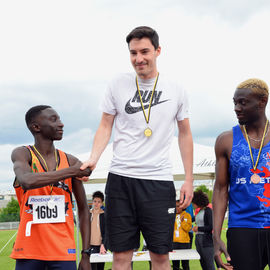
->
xmin=212 ymin=131 xmax=233 ymax=270
xmin=68 ymin=154 xmax=91 ymax=270
xmin=12 ymin=146 xmax=91 ymax=190
xmin=12 ymin=147 xmax=91 ymax=270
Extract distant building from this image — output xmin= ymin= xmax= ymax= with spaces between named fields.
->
xmin=0 ymin=194 xmax=17 ymax=209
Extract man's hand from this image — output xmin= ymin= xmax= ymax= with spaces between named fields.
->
xmin=78 ymin=254 xmax=91 ymax=270
xmin=179 ymin=180 xmax=193 ymax=208
xmin=72 ymin=160 xmax=92 ymax=178
xmin=76 ymin=176 xmax=90 ymax=182
xmin=214 ymin=237 xmax=233 ymax=270
xmin=192 ymin=226 xmax=198 ymax=232
xmin=80 ymin=158 xmax=97 ymax=172
xmin=100 ymin=244 xmax=106 ymax=254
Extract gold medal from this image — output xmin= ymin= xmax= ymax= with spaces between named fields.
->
xmin=144 ymin=128 xmax=152 ymax=137
xmin=136 ymin=73 xmax=159 ymax=138
xmin=250 ymin=173 xmax=260 ymax=184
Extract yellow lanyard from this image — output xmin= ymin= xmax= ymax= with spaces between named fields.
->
xmin=33 ymin=145 xmax=58 ymax=194
xmin=136 ymin=73 xmax=159 ymax=124
xmin=243 ymin=120 xmax=269 ymax=171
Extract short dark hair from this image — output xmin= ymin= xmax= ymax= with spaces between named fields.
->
xmin=126 ymin=26 xmax=159 ymax=49
xmin=192 ymin=190 xmax=209 ymax=208
xmin=25 ymin=105 xmax=51 ymax=127
xmin=92 ymin=191 xmax=104 ymax=202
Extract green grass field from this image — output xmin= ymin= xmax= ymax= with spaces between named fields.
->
xmin=0 ymin=229 xmax=224 ymax=270
xmin=0 ymin=230 xmax=17 ymax=270
xmin=0 ymin=224 xmax=228 ymax=270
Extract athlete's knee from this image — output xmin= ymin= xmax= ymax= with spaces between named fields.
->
xmin=112 ymin=250 xmax=133 ymax=270
xmin=150 ymin=252 xmax=170 ymax=269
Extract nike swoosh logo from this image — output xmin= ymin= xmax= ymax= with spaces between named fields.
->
xmin=125 ymin=99 xmax=169 ymax=114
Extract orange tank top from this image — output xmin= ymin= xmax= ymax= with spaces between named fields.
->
xmin=10 ymin=146 xmax=76 ymax=261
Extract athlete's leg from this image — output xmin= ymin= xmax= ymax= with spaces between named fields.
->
xmin=15 ymin=259 xmax=46 ymax=270
xmin=135 ymin=180 xmax=175 ymax=270
xmin=172 ymin=259 xmax=180 ymax=270
xmin=105 ymin=174 xmax=140 ymax=253
xmin=172 ymin=242 xmax=180 ymax=270
xmin=149 ymin=252 xmax=170 ymax=270
xmin=137 ymin=180 xmax=175 ymax=255
xmin=227 ymin=228 xmax=263 ymax=270
xmin=46 ymin=260 xmax=76 ymax=270
xmin=200 ymin=246 xmax=215 ymax=270
xmin=112 ymin=250 xmax=133 ymax=270
xmin=195 ymin=234 xmax=215 ymax=270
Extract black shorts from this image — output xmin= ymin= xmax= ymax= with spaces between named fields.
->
xmin=105 ymin=173 xmax=176 ymax=254
xmin=227 ymin=227 xmax=270 ymax=270
xmin=15 ymin=259 xmax=76 ymax=270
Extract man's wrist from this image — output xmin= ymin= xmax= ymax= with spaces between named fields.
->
xmin=212 ymin=232 xmax=221 ymax=241
xmin=81 ymin=248 xmax=91 ymax=256
xmin=184 ymin=177 xmax=194 ymax=183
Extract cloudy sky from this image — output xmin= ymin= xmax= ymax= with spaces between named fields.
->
xmin=1 ymin=0 xmax=270 ymax=192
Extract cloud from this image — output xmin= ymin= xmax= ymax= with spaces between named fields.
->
xmin=92 ymin=0 xmax=270 ymax=25
xmin=1 ymin=0 xmax=270 ymax=193
xmin=2 ymin=0 xmax=266 ymax=84
xmin=0 ymin=144 xmax=20 ymax=185
xmin=194 ymin=136 xmax=217 ymax=147
xmin=1 ymin=0 xmax=270 ymax=86
xmin=167 ymin=0 xmax=270 ymax=25
xmin=0 ymin=0 xmax=132 ymax=83
xmin=55 ymin=128 xmax=94 ymax=157
xmin=0 ymin=80 xmax=106 ymax=144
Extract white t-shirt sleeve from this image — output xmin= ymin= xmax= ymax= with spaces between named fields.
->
xmin=100 ymin=82 xmax=117 ymax=115
xmin=176 ymin=87 xmax=189 ymax=121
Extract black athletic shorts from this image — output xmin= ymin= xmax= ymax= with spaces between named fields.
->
xmin=105 ymin=173 xmax=176 ymax=254
xmin=227 ymin=227 xmax=270 ymax=270
xmin=15 ymin=259 xmax=76 ymax=270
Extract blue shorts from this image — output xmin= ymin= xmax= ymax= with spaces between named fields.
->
xmin=15 ymin=259 xmax=76 ymax=270
xmin=105 ymin=173 xmax=176 ymax=254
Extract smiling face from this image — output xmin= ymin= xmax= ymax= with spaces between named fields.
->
xmin=35 ymin=108 xmax=64 ymax=141
xmin=129 ymin=37 xmax=161 ymax=80
xmin=233 ymin=88 xmax=263 ymax=125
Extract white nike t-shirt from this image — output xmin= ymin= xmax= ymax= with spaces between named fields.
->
xmin=101 ymin=73 xmax=189 ymax=181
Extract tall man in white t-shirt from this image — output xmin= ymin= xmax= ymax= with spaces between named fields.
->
xmin=81 ymin=26 xmax=193 ymax=270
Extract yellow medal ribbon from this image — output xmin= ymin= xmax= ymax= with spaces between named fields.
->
xmin=33 ymin=145 xmax=58 ymax=194
xmin=136 ymin=73 xmax=159 ymax=137
xmin=243 ymin=120 xmax=269 ymax=174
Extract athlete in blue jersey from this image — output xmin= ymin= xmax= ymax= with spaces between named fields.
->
xmin=213 ymin=78 xmax=270 ymax=270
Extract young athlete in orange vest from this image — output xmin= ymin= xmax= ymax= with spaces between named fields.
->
xmin=10 ymin=105 xmax=92 ymax=270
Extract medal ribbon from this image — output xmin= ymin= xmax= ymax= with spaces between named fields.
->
xmin=243 ymin=119 xmax=269 ymax=171
xmin=33 ymin=145 xmax=58 ymax=195
xmin=136 ymin=73 xmax=159 ymax=124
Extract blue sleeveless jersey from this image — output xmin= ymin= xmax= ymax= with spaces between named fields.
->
xmin=229 ymin=125 xmax=270 ymax=228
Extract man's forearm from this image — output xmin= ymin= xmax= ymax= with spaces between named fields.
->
xmin=17 ymin=167 xmax=89 ymax=190
xmin=79 ymin=207 xmax=91 ymax=250
xmin=212 ymin=183 xmax=228 ymax=239
xmin=89 ymin=123 xmax=112 ymax=164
